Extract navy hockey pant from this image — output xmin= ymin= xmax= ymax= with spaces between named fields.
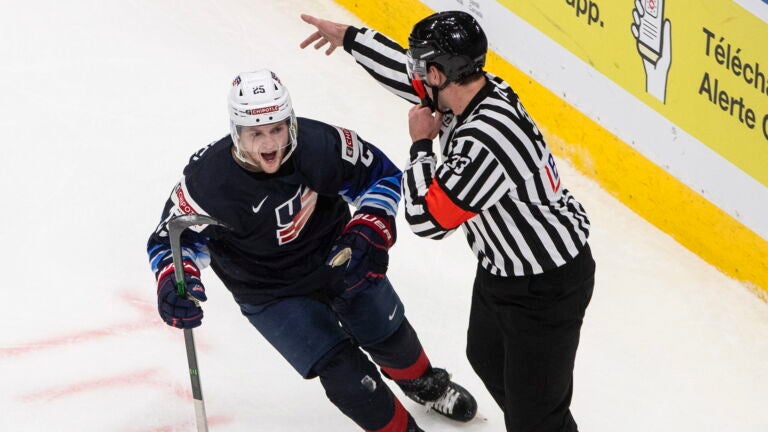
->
xmin=239 ymin=277 xmax=429 ymax=431
xmin=466 ymin=244 xmax=595 ymax=432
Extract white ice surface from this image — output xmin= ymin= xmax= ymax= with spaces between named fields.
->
xmin=1 ymin=1 xmax=767 ymax=431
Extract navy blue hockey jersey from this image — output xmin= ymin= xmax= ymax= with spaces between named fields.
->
xmin=147 ymin=117 xmax=402 ymax=304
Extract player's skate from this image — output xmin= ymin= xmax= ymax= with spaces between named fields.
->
xmin=397 ymin=368 xmax=477 ymax=422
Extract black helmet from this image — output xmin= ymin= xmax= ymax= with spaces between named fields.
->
xmin=408 ymin=11 xmax=487 ymax=82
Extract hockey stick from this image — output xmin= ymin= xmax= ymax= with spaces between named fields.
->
xmin=168 ymin=214 xmax=229 ymax=432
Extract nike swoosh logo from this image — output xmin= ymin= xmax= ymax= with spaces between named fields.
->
xmin=388 ymin=305 xmax=398 ymax=321
xmin=252 ymin=196 xmax=269 ymax=213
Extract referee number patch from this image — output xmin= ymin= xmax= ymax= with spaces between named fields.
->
xmin=446 ymin=154 xmax=472 ymax=175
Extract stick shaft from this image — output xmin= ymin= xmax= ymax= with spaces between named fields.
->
xmin=184 ymin=328 xmax=208 ymax=431
xmin=167 ymin=215 xmax=227 ymax=432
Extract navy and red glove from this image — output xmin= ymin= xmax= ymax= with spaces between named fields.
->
xmin=156 ymin=260 xmax=207 ymax=329
xmin=326 ymin=212 xmax=396 ymax=297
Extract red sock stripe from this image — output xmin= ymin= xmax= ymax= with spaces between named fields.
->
xmin=368 ymin=397 xmax=409 ymax=432
xmin=380 ymin=349 xmax=430 ymax=380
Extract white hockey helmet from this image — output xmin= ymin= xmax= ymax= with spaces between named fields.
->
xmin=228 ymin=69 xmax=298 ymax=165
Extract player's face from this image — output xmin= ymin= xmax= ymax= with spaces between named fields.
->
xmin=238 ymin=122 xmax=289 ymax=173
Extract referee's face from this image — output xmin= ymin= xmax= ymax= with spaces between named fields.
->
xmin=423 ymin=67 xmax=449 ymax=112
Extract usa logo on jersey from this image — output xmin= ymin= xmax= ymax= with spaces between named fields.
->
xmin=544 ymin=153 xmax=561 ymax=193
xmin=275 ymin=185 xmax=318 ymax=245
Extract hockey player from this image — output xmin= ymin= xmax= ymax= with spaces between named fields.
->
xmin=301 ymin=11 xmax=595 ymax=432
xmin=147 ymin=69 xmax=477 ymax=432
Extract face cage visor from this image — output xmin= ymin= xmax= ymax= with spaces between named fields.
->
xmin=406 ymin=50 xmax=430 ymax=102
xmin=230 ymin=116 xmax=297 ymax=166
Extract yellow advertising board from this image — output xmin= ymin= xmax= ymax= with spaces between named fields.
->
xmin=334 ymin=0 xmax=768 ymax=295
xmin=495 ymin=0 xmax=768 ymax=186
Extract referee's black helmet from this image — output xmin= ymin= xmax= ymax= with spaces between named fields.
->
xmin=407 ymin=11 xmax=487 ymax=82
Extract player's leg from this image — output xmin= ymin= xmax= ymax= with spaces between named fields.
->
xmin=312 ymin=340 xmax=423 ymax=432
xmin=333 ymin=277 xmax=477 ymax=422
xmin=239 ymin=295 xmax=421 ymax=432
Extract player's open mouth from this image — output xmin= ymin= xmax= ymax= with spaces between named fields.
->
xmin=261 ymin=151 xmax=278 ymax=162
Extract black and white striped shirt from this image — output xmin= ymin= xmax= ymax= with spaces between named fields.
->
xmin=343 ymin=27 xmax=590 ymax=277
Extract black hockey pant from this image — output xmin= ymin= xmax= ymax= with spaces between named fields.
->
xmin=466 ymin=244 xmax=595 ymax=432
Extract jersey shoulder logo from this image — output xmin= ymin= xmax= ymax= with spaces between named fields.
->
xmin=171 ymin=178 xmax=208 ymax=223
xmin=336 ymin=126 xmax=373 ymax=167
xmin=275 ymin=186 xmax=318 ymax=245
xmin=544 ymin=153 xmax=561 ymax=193
xmin=154 ymin=177 xmax=210 ymax=237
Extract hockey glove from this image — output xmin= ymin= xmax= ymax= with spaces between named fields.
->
xmin=156 ymin=260 xmax=207 ymax=329
xmin=326 ymin=212 xmax=395 ymax=297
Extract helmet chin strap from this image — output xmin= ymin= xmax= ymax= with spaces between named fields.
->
xmin=427 ymin=78 xmax=452 ymax=114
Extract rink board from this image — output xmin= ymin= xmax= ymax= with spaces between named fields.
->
xmin=334 ymin=0 xmax=768 ymax=298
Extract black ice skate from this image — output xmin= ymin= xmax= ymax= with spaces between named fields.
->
xmin=397 ymin=368 xmax=477 ymax=422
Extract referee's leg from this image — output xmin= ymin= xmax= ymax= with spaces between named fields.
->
xmin=466 ymin=268 xmax=507 ymax=409
xmin=479 ymin=246 xmax=595 ymax=432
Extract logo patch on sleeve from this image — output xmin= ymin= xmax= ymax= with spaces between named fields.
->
xmin=173 ymin=183 xmax=198 ymax=215
xmin=339 ymin=127 xmax=359 ymax=162
xmin=545 ymin=153 xmax=561 ymax=193
xmin=162 ymin=177 xmax=210 ymax=234
xmin=337 ymin=127 xmax=373 ymax=167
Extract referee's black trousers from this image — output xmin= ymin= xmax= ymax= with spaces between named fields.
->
xmin=466 ymin=244 xmax=595 ymax=432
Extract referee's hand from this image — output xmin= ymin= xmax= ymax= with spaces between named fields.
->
xmin=300 ymin=14 xmax=349 ymax=55
xmin=408 ymin=105 xmax=442 ymax=142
